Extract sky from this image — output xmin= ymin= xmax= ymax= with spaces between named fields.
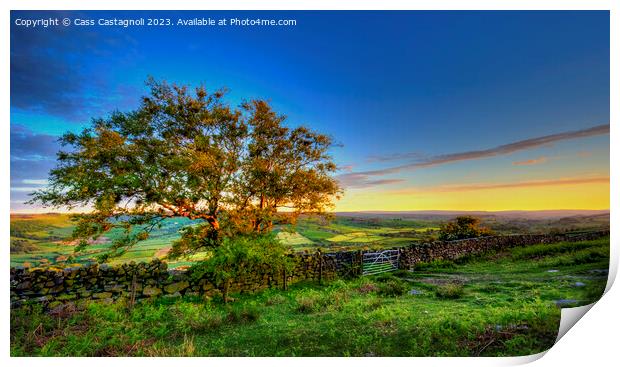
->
xmin=10 ymin=10 xmax=610 ymax=212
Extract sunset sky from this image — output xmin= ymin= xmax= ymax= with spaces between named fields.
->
xmin=10 ymin=11 xmax=610 ymax=212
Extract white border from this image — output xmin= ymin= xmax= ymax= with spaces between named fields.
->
xmin=2 ymin=1 xmax=616 ymax=367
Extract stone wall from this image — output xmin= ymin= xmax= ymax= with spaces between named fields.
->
xmin=397 ymin=231 xmax=609 ymax=269
xmin=10 ymin=230 xmax=609 ymax=309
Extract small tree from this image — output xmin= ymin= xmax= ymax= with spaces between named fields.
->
xmin=191 ymin=234 xmax=293 ymax=302
xmin=438 ymin=216 xmax=494 ymax=241
xmin=29 ymin=78 xmax=341 ymax=261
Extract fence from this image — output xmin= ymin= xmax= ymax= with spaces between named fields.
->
xmin=362 ymin=249 xmax=400 ymax=275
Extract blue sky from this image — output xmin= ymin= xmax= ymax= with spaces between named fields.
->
xmin=10 ymin=10 xmax=610 ymax=212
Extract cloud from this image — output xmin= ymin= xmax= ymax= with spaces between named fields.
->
xmin=337 ymin=124 xmax=609 ymax=187
xmin=10 ymin=125 xmax=61 ymax=161
xmin=11 ymin=187 xmax=43 ymax=193
xmin=389 ymin=176 xmax=609 ymax=194
xmin=10 ymin=12 xmax=141 ymax=121
xmin=513 ymin=156 xmax=548 ymax=166
xmin=22 ymin=179 xmax=49 ymax=185
xmin=337 ymin=174 xmax=405 ymax=189
xmin=366 ymin=151 xmax=426 ymax=163
xmin=10 ymin=125 xmax=62 ymax=210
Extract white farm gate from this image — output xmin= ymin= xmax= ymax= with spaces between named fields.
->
xmin=362 ymin=249 xmax=400 ymax=275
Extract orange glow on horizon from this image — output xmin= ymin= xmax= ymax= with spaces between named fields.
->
xmin=334 ymin=180 xmax=610 ymax=212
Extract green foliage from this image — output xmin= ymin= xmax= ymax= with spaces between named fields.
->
xmin=377 ymin=279 xmax=408 ymax=297
xmin=511 ymin=240 xmax=604 ymax=260
xmin=438 ymin=216 xmax=494 ymax=241
xmin=191 ymin=234 xmax=293 ymax=301
xmin=226 ymin=302 xmax=261 ymax=323
xmin=435 ymin=283 xmax=465 ymax=299
xmin=29 ymin=79 xmax=341 ymax=261
xmin=414 ymin=259 xmax=457 ymax=271
xmin=10 ymin=238 xmax=610 ymax=357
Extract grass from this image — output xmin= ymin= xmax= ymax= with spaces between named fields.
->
xmin=10 ymin=237 xmax=609 ymax=357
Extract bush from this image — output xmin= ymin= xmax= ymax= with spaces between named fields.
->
xmin=265 ymin=294 xmax=287 ymax=306
xmin=226 ymin=303 xmax=261 ymax=323
xmin=373 ymin=273 xmax=398 ymax=283
xmin=358 ymin=283 xmax=379 ymax=294
xmin=438 ymin=216 xmax=493 ymax=241
xmin=435 ymin=283 xmax=464 ymax=299
xmin=377 ymin=279 xmax=408 ymax=297
xmin=295 ymin=290 xmax=324 ymax=313
xmin=191 ymin=234 xmax=293 ymax=302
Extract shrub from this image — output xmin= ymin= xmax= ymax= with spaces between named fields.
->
xmin=190 ymin=234 xmax=293 ymax=302
xmin=358 ymin=283 xmax=379 ymax=294
xmin=438 ymin=216 xmax=493 ymax=241
xmin=295 ymin=290 xmax=324 ymax=313
xmin=265 ymin=294 xmax=287 ymax=306
xmin=226 ymin=303 xmax=261 ymax=323
xmin=435 ymin=283 xmax=464 ymax=299
xmin=294 ymin=289 xmax=339 ymax=313
xmin=377 ymin=279 xmax=408 ymax=297
xmin=374 ymin=273 xmax=398 ymax=283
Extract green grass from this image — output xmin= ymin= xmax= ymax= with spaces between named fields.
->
xmin=10 ymin=237 xmax=609 ymax=357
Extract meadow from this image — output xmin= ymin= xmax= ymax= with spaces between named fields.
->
xmin=10 ymin=237 xmax=609 ymax=357
xmin=11 ymin=212 xmax=608 ymax=269
xmin=10 ymin=214 xmax=441 ymax=269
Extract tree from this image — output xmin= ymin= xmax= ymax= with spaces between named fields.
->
xmin=438 ymin=216 xmax=494 ymax=241
xmin=30 ymin=78 xmax=342 ymax=261
xmin=191 ymin=234 xmax=293 ymax=302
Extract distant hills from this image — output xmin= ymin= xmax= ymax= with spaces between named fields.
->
xmin=335 ymin=209 xmax=610 ymax=220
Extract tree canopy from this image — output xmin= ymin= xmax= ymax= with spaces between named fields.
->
xmin=438 ymin=216 xmax=494 ymax=241
xmin=30 ymin=79 xmax=342 ymax=260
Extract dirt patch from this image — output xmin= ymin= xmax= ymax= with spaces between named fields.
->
xmin=60 ymin=236 xmax=110 ymax=246
xmin=416 ymin=275 xmax=469 ymax=286
xmin=155 ymin=246 xmax=172 ymax=258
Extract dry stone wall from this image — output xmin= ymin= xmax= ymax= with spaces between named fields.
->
xmin=10 ymin=230 xmax=609 ymax=308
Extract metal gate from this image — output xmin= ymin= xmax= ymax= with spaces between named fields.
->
xmin=362 ymin=249 xmax=400 ymax=275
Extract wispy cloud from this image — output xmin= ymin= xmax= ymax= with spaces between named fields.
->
xmin=366 ymin=151 xmax=426 ymax=163
xmin=11 ymin=187 xmax=42 ymax=193
xmin=337 ymin=175 xmax=405 ymax=189
xmin=337 ymin=124 xmax=609 ymax=188
xmin=22 ymin=179 xmax=49 ymax=186
xmin=513 ymin=156 xmax=548 ymax=166
xmin=389 ymin=176 xmax=609 ymax=194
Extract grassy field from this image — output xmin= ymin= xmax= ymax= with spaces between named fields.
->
xmin=10 ymin=237 xmax=609 ymax=357
xmin=10 ymin=214 xmax=440 ymax=268
xmin=10 ymin=212 xmax=609 ymax=269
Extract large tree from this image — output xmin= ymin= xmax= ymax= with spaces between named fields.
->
xmin=30 ymin=79 xmax=341 ymax=260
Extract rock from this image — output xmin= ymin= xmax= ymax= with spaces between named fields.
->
xmin=16 ymin=281 xmax=32 ymax=290
xmin=143 ymin=286 xmax=162 ymax=297
xmin=554 ymin=299 xmax=578 ymax=307
xmin=92 ymin=292 xmax=113 ymax=299
xmin=164 ymin=281 xmax=189 ymax=294
xmin=547 ymin=270 xmax=559 ymax=273
xmin=104 ymin=284 xmax=125 ymax=293
xmin=35 ymin=295 xmax=53 ymax=303
xmin=56 ymin=293 xmax=77 ymax=301
xmin=163 ymin=292 xmax=182 ymax=299
xmin=573 ymin=282 xmax=586 ymax=287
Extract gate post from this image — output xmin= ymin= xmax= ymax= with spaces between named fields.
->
xmin=358 ymin=250 xmax=363 ymax=276
xmin=318 ymin=249 xmax=323 ymax=285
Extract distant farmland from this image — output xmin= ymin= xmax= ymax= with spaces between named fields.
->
xmin=10 ymin=211 xmax=609 ymax=269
